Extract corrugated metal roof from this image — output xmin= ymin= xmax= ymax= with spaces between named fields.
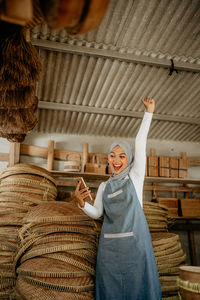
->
xmin=31 ymin=0 xmax=200 ymax=142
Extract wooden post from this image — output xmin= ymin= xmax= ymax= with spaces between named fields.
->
xmin=47 ymin=140 xmax=54 ymax=171
xmin=82 ymin=143 xmax=89 ymax=172
xmin=187 ymin=225 xmax=197 ymax=266
xmin=9 ymin=142 xmax=20 ymax=166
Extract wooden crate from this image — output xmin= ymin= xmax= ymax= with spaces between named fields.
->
xmin=157 ymin=197 xmax=178 ymax=217
xmin=159 ymin=156 xmax=170 ymax=177
xmin=179 ymin=152 xmax=188 ymax=178
xmin=180 ymin=199 xmax=200 ymax=217
xmin=169 ymin=157 xmax=179 ymax=178
xmin=148 ymin=149 xmax=158 ymax=177
xmin=85 ymin=163 xmax=107 ymax=175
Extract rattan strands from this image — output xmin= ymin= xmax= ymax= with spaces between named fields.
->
xmin=144 ymin=208 xmax=168 ymax=217
xmin=0 ymin=217 xmax=23 ymax=226
xmin=23 ymin=202 xmax=89 ymax=220
xmin=0 ymin=186 xmax=56 ymax=199
xmin=143 ymin=201 xmax=168 ymax=211
xmin=154 ymin=242 xmax=182 ymax=257
xmin=146 ymin=219 xmax=167 ymax=225
xmin=0 ymin=278 xmax=16 ymax=289
xmin=0 ymin=181 xmax=57 ymax=197
xmin=19 ymin=275 xmax=94 ymax=293
xmin=157 ymin=253 xmax=186 ymax=267
xmin=0 ymin=202 xmax=30 ymax=211
xmin=0 ymin=240 xmax=19 ymax=251
xmin=1 ymin=173 xmax=54 ymax=184
xmin=37 ymin=252 xmax=95 ymax=276
xmin=144 ymin=214 xmax=168 ymax=222
xmin=65 ymin=249 xmax=96 ymax=266
xmin=156 ymin=249 xmax=185 ymax=264
xmin=16 ymin=277 xmax=94 ymax=300
xmin=20 ymin=242 xmax=96 ymax=264
xmin=0 ymin=192 xmax=55 ymax=205
xmin=23 ymin=216 xmax=95 ymax=225
xmin=20 ymin=224 xmax=97 ymax=240
xmin=0 ymin=164 xmax=56 ymax=186
xmin=162 ymin=296 xmax=180 ymax=300
xmin=26 ymin=233 xmax=97 ymax=248
xmin=151 ymin=233 xmax=179 ymax=246
xmin=0 ymin=289 xmax=15 ymax=299
xmin=17 ymin=257 xmax=90 ymax=278
xmin=1 ymin=175 xmax=56 ymax=189
xmin=153 ymin=241 xmax=180 ymax=252
xmin=0 ymin=270 xmax=16 ymax=278
xmin=162 ymin=284 xmax=179 ymax=294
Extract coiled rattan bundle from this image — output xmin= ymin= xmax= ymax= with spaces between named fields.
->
xmin=0 ymin=164 xmax=57 ymax=299
xmin=151 ymin=232 xmax=186 ymax=299
xmin=143 ymin=201 xmax=169 ymax=232
xmin=15 ymin=201 xmax=97 ymax=299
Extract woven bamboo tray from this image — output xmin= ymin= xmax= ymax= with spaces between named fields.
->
xmin=15 ymin=201 xmax=98 ymax=299
xmin=16 ymin=277 xmax=94 ymax=300
xmin=0 ymin=164 xmax=56 ymax=186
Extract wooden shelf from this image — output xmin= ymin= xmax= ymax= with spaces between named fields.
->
xmin=51 ymin=171 xmax=200 ymax=184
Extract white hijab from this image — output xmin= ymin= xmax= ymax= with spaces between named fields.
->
xmin=108 ymin=141 xmax=134 ymax=182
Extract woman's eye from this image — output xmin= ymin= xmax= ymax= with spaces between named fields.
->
xmin=120 ymin=156 xmax=126 ymax=159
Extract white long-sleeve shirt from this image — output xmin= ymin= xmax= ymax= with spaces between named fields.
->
xmin=81 ymin=112 xmax=153 ymax=219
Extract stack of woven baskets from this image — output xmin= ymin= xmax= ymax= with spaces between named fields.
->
xmin=143 ymin=201 xmax=186 ymax=300
xmin=15 ymin=201 xmax=97 ymax=299
xmin=143 ymin=201 xmax=169 ymax=232
xmin=152 ymin=232 xmax=186 ymax=299
xmin=0 ymin=164 xmax=57 ymax=300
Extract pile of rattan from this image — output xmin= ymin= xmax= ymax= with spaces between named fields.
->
xmin=14 ymin=201 xmax=97 ymax=299
xmin=152 ymin=233 xmax=186 ymax=300
xmin=143 ymin=201 xmax=169 ymax=232
xmin=0 ymin=164 xmax=57 ymax=300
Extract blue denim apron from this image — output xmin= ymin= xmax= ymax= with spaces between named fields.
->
xmin=95 ymin=176 xmax=162 ymax=300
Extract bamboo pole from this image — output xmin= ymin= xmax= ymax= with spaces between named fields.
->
xmin=47 ymin=140 xmax=54 ymax=171
xmin=82 ymin=143 xmax=89 ymax=172
xmin=9 ymin=142 xmax=20 ymax=166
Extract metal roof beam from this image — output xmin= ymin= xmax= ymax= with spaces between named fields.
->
xmin=38 ymin=101 xmax=200 ymax=125
xmin=32 ymin=38 xmax=200 ymax=73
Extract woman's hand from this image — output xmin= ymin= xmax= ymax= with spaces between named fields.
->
xmin=75 ymin=181 xmax=91 ymax=208
xmin=142 ymin=98 xmax=155 ymax=113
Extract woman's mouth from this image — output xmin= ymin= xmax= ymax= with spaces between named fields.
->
xmin=113 ymin=164 xmax=122 ymax=172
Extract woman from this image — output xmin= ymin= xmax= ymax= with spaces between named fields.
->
xmin=75 ymin=98 xmax=162 ymax=300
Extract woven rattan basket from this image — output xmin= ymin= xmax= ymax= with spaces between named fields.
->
xmin=0 ymin=164 xmax=58 ymax=299
xmin=15 ymin=201 xmax=98 ymax=299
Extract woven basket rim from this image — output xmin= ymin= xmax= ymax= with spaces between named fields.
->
xmin=0 ymin=164 xmax=57 ymax=186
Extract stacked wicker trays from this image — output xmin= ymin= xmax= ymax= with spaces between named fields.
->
xmin=143 ymin=201 xmax=169 ymax=232
xmin=152 ymin=232 xmax=186 ymax=299
xmin=143 ymin=201 xmax=186 ymax=300
xmin=0 ymin=164 xmax=57 ymax=300
xmin=15 ymin=201 xmax=97 ymax=299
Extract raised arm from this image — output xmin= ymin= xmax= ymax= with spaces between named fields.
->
xmin=130 ymin=98 xmax=155 ymax=180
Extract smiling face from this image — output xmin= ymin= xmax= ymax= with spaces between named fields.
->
xmin=108 ymin=145 xmax=128 ymax=175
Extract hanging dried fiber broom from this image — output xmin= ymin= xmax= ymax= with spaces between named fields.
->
xmin=0 ymin=103 xmax=38 ymax=133
xmin=0 ymin=30 xmax=42 ymax=90
xmin=0 ymin=132 xmax=26 ymax=143
xmin=0 ymin=86 xmax=36 ymax=108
